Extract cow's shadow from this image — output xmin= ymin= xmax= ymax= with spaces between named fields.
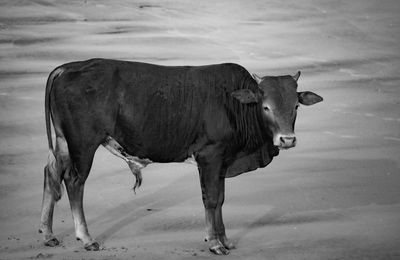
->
xmin=229 ymin=208 xmax=345 ymax=246
xmin=57 ymin=167 xmax=199 ymax=244
xmin=229 ymin=157 xmax=400 ymax=247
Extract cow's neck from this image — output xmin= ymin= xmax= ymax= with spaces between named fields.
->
xmin=242 ymin=113 xmax=273 ymax=153
xmin=230 ymin=105 xmax=272 ymax=154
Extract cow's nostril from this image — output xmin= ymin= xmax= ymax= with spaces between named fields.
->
xmin=280 ymin=136 xmax=296 ymax=145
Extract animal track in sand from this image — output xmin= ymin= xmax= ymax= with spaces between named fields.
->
xmin=332 ymin=108 xmax=400 ymax=122
xmin=323 ymin=131 xmax=359 ymax=139
xmin=383 ymin=136 xmax=400 ymax=142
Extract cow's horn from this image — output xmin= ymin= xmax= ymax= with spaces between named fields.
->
xmin=252 ymin=73 xmax=262 ymax=84
xmin=293 ymin=71 xmax=301 ymax=81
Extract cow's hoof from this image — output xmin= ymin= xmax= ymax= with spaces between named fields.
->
xmin=44 ymin=237 xmax=60 ymax=247
xmin=84 ymin=241 xmax=100 ymax=251
xmin=209 ymin=240 xmax=229 ymax=255
xmin=222 ymin=239 xmax=235 ymax=250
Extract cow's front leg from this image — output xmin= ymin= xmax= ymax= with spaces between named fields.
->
xmin=215 ymin=178 xmax=235 ymax=250
xmin=196 ymin=146 xmax=230 ymax=255
xmin=201 ymin=180 xmax=229 ymax=255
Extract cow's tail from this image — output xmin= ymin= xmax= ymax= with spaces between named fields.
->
xmin=45 ymin=67 xmax=63 ymax=154
xmin=44 ymin=67 xmax=64 ymax=201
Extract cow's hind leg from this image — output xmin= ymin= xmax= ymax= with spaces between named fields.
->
xmin=39 ymin=137 xmax=69 ymax=246
xmin=64 ymin=142 xmax=100 ymax=251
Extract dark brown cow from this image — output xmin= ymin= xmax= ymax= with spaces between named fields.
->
xmin=39 ymin=59 xmax=322 ymax=255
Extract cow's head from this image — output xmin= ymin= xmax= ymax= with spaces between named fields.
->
xmin=231 ymin=71 xmax=323 ymax=149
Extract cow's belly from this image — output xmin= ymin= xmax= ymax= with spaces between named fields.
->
xmin=113 ymin=121 xmax=199 ymax=163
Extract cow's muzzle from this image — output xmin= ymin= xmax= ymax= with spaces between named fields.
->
xmin=274 ymin=134 xmax=297 ymax=149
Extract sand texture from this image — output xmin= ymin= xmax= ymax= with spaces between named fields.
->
xmin=0 ymin=0 xmax=399 ymax=259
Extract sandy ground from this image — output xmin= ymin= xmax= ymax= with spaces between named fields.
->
xmin=0 ymin=0 xmax=399 ymax=259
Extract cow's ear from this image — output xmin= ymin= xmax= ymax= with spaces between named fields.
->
xmin=231 ymin=89 xmax=259 ymax=104
xmin=298 ymin=91 xmax=323 ymax=106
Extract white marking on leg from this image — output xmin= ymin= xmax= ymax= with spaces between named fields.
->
xmin=184 ymin=154 xmax=197 ymax=166
xmin=204 ymin=208 xmax=215 ymax=241
xmin=71 ymin=207 xmax=92 ymax=244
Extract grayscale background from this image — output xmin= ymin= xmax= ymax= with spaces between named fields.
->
xmin=0 ymin=0 xmax=399 ymax=259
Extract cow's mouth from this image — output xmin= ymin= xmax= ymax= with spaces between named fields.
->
xmin=277 ymin=144 xmax=296 ymax=150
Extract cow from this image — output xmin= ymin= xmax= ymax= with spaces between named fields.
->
xmin=39 ymin=59 xmax=323 ymax=255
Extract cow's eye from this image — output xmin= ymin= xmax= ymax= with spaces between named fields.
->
xmin=295 ymin=104 xmax=299 ymax=110
xmin=263 ymin=106 xmax=270 ymax=111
